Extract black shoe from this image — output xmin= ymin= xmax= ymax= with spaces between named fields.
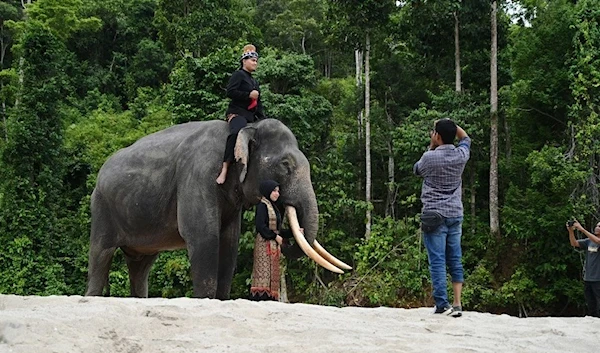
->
xmin=434 ymin=305 xmax=462 ymax=317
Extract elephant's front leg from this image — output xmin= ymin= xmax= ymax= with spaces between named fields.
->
xmin=179 ymin=201 xmax=221 ymax=298
xmin=216 ymin=211 xmax=242 ymax=300
xmin=187 ymin=236 xmax=220 ymax=298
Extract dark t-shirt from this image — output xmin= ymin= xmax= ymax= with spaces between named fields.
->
xmin=577 ymin=239 xmax=600 ymax=281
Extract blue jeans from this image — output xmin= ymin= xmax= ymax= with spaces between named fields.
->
xmin=423 ymin=216 xmax=464 ymax=309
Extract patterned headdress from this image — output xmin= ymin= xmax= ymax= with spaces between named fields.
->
xmin=240 ymin=44 xmax=259 ymax=61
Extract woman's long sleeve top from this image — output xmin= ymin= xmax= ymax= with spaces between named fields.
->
xmin=255 ymin=202 xmax=293 ymax=240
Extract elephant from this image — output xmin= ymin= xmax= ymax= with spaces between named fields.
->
xmin=85 ymin=118 xmax=351 ymax=299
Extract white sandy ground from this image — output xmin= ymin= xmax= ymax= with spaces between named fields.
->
xmin=0 ymin=295 xmax=597 ymax=353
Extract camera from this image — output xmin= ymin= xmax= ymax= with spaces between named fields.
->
xmin=567 ymin=220 xmax=575 ymax=227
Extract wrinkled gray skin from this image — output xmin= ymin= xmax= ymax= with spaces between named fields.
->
xmin=85 ymin=119 xmax=317 ymax=299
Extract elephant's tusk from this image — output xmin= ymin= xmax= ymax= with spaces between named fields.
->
xmin=312 ymin=240 xmax=353 ymax=270
xmin=285 ymin=206 xmax=344 ymax=274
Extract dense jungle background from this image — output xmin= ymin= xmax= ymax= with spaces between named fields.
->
xmin=0 ymin=0 xmax=598 ymax=317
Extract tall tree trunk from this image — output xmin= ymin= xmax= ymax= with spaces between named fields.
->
xmin=365 ymin=33 xmax=371 ymax=240
xmin=16 ymin=0 xmax=33 ymax=107
xmin=504 ymin=116 xmax=511 ymax=162
xmin=1 ymin=100 xmax=6 ymax=141
xmin=385 ymin=91 xmax=395 ymax=218
xmin=1 ymin=29 xmax=7 ymax=69
xmin=454 ymin=11 xmax=462 ymax=93
xmin=355 ymin=49 xmax=363 ymax=139
xmin=589 ymin=157 xmax=599 ymax=219
xmin=0 ymin=28 xmax=5 ymax=140
xmin=355 ymin=49 xmax=363 ymax=199
xmin=490 ymin=0 xmax=500 ymax=238
xmin=456 ymin=6 xmax=471 ymax=236
xmin=184 ymin=0 xmax=191 ymax=16
xmin=470 ymin=168 xmax=476 ymax=235
xmin=325 ymin=52 xmax=331 ymax=79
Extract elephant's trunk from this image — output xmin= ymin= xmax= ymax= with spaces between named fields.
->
xmin=282 ymin=187 xmax=351 ymax=273
xmin=280 ymin=182 xmax=319 ymax=259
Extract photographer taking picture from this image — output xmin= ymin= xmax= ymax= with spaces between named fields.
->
xmin=567 ymin=220 xmax=600 ymax=317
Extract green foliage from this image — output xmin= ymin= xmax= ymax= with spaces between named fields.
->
xmin=0 ymin=2 xmax=20 ymax=26
xmin=0 ymin=23 xmax=78 ymax=295
xmin=168 ymin=46 xmax=239 ymax=123
xmin=10 ymin=0 xmax=102 ymax=45
xmin=461 ymin=264 xmax=497 ymax=312
xmin=260 ymin=0 xmax=326 ymax=55
xmin=507 ymin=0 xmax=575 ymax=152
xmin=0 ymin=68 xmax=18 ymax=137
xmin=65 ymin=99 xmax=172 ymax=187
xmin=68 ymin=0 xmax=165 ymax=109
xmin=347 ymin=216 xmax=428 ymax=307
xmin=256 ymin=49 xmax=317 ymax=95
xmin=155 ymin=0 xmax=261 ymax=58
xmin=0 ymin=1 xmax=21 ymax=69
xmin=482 ymin=145 xmax=589 ymax=314
xmin=149 ymin=251 xmax=193 ymax=297
xmin=0 ymin=68 xmax=18 ymax=104
xmin=569 ymin=0 xmax=600 ymax=187
xmin=394 ymin=0 xmax=502 ymax=92
xmin=329 ymin=0 xmax=394 ymax=48
xmin=263 ymin=89 xmax=332 ymax=152
xmin=124 ymin=39 xmax=172 ymax=100
xmin=527 ymin=146 xmax=588 ymax=193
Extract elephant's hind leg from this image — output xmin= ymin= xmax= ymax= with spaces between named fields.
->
xmin=86 ymin=245 xmax=116 ymax=296
xmin=86 ymin=191 xmax=118 ymax=296
xmin=123 ymin=249 xmax=159 ymax=298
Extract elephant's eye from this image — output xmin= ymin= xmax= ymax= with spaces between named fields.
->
xmin=278 ymin=156 xmax=296 ymax=176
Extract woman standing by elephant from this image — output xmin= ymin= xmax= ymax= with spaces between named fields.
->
xmin=250 ymin=180 xmax=295 ymax=301
xmin=216 ymin=44 xmax=265 ymax=184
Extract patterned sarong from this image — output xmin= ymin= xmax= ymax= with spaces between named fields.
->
xmin=250 ymin=197 xmax=280 ymax=300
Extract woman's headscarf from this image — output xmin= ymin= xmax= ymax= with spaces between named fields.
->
xmin=259 ymin=180 xmax=279 ymax=200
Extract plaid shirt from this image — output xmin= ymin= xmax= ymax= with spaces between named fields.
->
xmin=413 ymin=137 xmax=471 ymax=218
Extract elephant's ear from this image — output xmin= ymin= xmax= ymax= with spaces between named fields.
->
xmin=234 ymin=126 xmax=256 ymax=183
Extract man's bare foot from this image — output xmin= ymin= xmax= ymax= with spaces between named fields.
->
xmin=216 ymin=162 xmax=229 ymax=184
xmin=216 ymin=172 xmax=227 ymax=184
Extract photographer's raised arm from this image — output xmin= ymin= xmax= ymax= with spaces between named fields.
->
xmin=567 ymin=223 xmax=580 ymax=248
xmin=574 ymin=221 xmax=600 ymax=244
xmin=456 ymin=125 xmax=468 ymax=140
